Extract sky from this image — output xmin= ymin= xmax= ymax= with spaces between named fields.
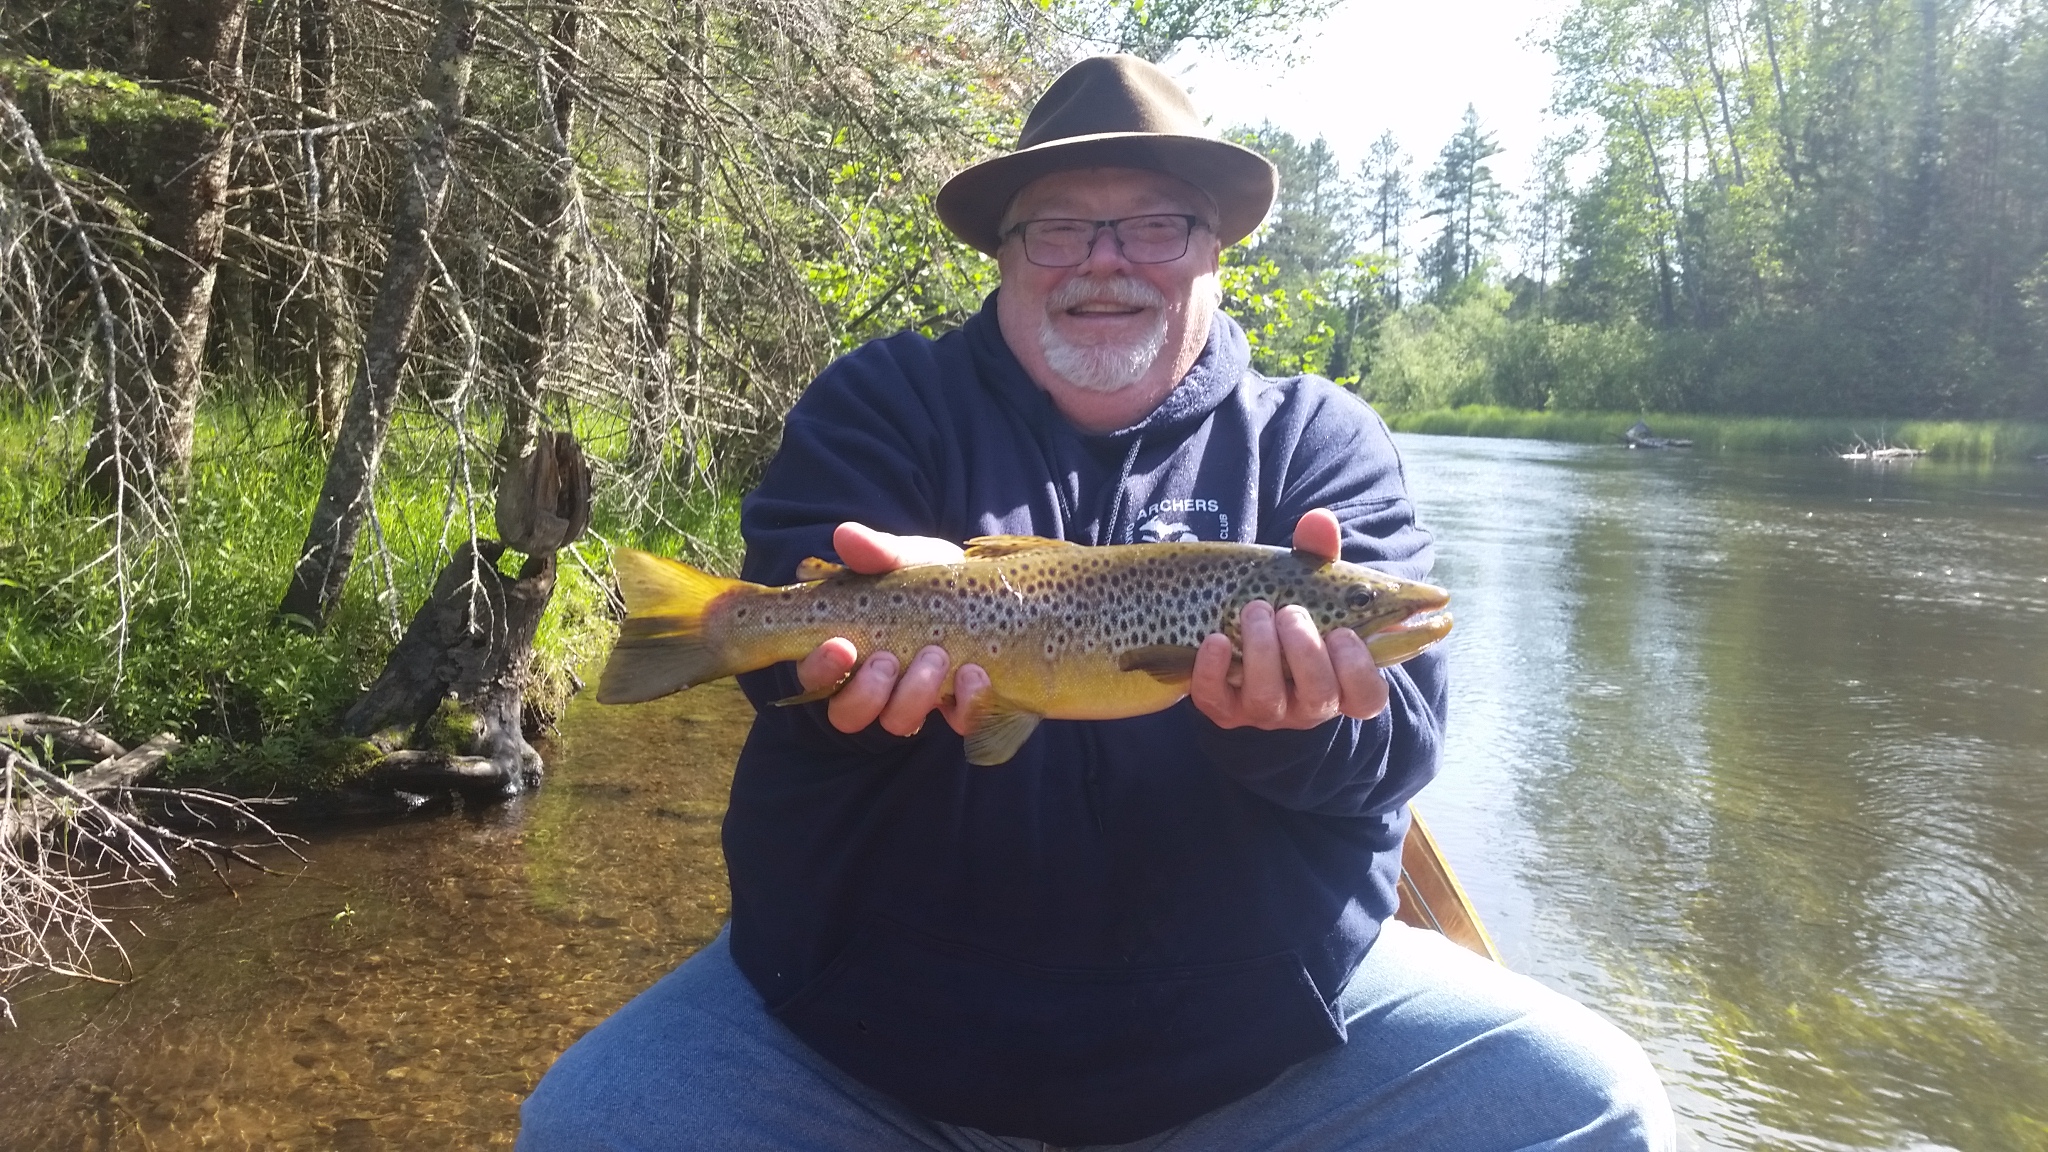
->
xmin=1170 ymin=0 xmax=1582 ymax=206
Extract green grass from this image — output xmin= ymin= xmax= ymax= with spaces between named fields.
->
xmin=1381 ymin=406 xmax=2048 ymax=462
xmin=0 ymin=398 xmax=741 ymax=791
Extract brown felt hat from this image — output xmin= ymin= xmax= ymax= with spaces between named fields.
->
xmin=937 ymin=55 xmax=1278 ymax=256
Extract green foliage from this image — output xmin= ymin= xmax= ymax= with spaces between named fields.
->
xmin=0 ymin=56 xmax=220 ymax=130
xmin=1356 ymin=281 xmax=1663 ymax=412
xmin=1059 ymin=0 xmax=1343 ymax=62
xmin=0 ymin=400 xmax=740 ymax=788
xmin=1544 ymin=0 xmax=2048 ymax=418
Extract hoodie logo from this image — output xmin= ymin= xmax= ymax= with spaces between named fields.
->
xmin=1133 ymin=498 xmax=1229 ymax=544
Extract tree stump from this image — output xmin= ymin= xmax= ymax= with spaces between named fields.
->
xmin=342 ymin=431 xmax=590 ymax=800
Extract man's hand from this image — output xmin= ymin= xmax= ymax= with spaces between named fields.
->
xmin=792 ymin=523 xmax=990 ymax=737
xmin=1189 ymin=508 xmax=1390 ymax=730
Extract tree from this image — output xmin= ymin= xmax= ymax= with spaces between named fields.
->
xmin=1067 ymin=0 xmax=1344 ymax=62
xmin=277 ymin=0 xmax=480 ymax=629
xmin=1517 ymin=134 xmax=1580 ymax=312
xmin=1359 ymin=131 xmax=1414 ymax=307
xmin=1419 ymin=105 xmax=1506 ymax=299
xmin=1230 ymin=124 xmax=1356 ymax=277
xmin=78 ymin=0 xmax=251 ymax=502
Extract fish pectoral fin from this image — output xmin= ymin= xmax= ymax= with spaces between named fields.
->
xmin=962 ymin=694 xmax=1044 ymax=766
xmin=961 ymin=534 xmax=1082 ymax=559
xmin=794 ymin=556 xmax=849 ymax=582
xmin=1116 ymin=644 xmax=1202 ymax=685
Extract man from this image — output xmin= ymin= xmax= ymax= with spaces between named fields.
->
xmin=521 ymin=56 xmax=1675 ymax=1151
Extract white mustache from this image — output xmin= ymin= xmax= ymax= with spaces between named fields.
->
xmin=1047 ymin=275 xmax=1166 ymax=314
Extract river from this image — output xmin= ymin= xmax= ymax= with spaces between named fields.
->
xmin=2 ymin=434 xmax=2044 ymax=1150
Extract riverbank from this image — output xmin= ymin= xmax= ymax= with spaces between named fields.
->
xmin=1380 ymin=406 xmax=2048 ymax=462
xmin=0 ymin=402 xmax=741 ymax=792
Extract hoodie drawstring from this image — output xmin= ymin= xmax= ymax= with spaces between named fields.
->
xmin=1101 ymin=433 xmax=1144 ymax=545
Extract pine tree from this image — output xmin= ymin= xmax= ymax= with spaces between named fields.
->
xmin=1420 ymin=105 xmax=1506 ymax=299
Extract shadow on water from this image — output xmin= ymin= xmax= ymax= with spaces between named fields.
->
xmin=0 ymin=681 xmax=753 ymax=1150
xmin=5 ymin=441 xmax=2047 ymax=1151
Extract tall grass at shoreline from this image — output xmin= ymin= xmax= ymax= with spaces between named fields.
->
xmin=0 ymin=400 xmax=740 ymax=790
xmin=1381 ymin=406 xmax=2048 ymax=462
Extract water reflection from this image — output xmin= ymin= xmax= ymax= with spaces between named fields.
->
xmin=1404 ymin=436 xmax=2048 ymax=1151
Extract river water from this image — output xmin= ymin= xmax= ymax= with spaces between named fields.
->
xmin=2 ymin=434 xmax=2044 ymax=1150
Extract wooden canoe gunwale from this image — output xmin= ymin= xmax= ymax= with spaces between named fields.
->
xmin=1394 ymin=807 xmax=1503 ymax=965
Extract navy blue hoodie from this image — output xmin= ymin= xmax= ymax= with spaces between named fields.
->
xmin=726 ymin=295 xmax=1447 ymax=1145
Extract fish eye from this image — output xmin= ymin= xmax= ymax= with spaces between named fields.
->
xmin=1345 ymin=588 xmax=1376 ymax=608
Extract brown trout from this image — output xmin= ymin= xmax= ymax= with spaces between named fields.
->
xmin=597 ymin=535 xmax=1452 ymax=765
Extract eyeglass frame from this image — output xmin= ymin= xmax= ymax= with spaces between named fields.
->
xmin=1001 ymin=214 xmax=1210 ymax=268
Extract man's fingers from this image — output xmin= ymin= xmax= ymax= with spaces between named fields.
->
xmin=877 ymin=646 xmax=950 ymax=736
xmin=941 ymin=663 xmax=990 ymax=736
xmin=1328 ymin=628 xmax=1389 ymax=719
xmin=832 ymin=522 xmax=966 ymax=575
xmin=796 ymin=637 xmax=859 ymax=694
xmin=1274 ymin=605 xmax=1338 ymax=714
xmin=1189 ymin=632 xmax=1239 ymax=719
xmin=1235 ymin=601 xmax=1288 ymax=724
xmin=825 ymin=650 xmax=899 ymax=733
xmin=1291 ymin=508 xmax=1342 ymax=562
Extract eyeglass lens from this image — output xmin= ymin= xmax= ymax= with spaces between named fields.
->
xmin=1018 ymin=215 xmax=1194 ymax=267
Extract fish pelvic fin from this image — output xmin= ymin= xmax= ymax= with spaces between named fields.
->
xmin=962 ymin=534 xmax=1081 ymax=559
xmin=963 ymin=692 xmax=1045 ymax=766
xmin=771 ymin=663 xmax=856 ymax=707
xmin=597 ymin=548 xmax=753 ymax=704
xmin=1116 ymin=644 xmax=1202 ymax=685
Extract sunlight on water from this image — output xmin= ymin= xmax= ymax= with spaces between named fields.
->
xmin=1400 ymin=435 xmax=2048 ymax=1152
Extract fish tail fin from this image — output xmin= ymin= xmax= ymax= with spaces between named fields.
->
xmin=597 ymin=548 xmax=755 ymax=704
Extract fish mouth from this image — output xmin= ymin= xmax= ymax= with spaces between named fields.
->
xmin=1363 ymin=608 xmax=1453 ymax=668
xmin=1360 ymin=582 xmax=1453 ymax=667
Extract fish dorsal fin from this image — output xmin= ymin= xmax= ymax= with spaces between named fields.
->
xmin=1116 ymin=644 xmax=1201 ymax=685
xmin=962 ymin=535 xmax=1082 ymax=560
xmin=794 ymin=556 xmax=849 ymax=582
xmin=962 ymin=692 xmax=1045 ymax=766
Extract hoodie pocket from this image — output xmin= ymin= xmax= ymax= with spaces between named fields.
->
xmin=770 ymin=915 xmax=1342 ymax=1146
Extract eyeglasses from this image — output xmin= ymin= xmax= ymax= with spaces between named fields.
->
xmin=1004 ymin=214 xmax=1206 ymax=268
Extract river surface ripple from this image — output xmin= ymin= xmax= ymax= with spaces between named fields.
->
xmin=2 ymin=434 xmax=2044 ymax=1150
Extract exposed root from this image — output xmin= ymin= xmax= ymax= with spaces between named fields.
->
xmin=1 ymin=728 xmax=302 ymax=1027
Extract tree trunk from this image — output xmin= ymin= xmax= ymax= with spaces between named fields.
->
xmin=1700 ymin=0 xmax=1745 ymax=185
xmin=81 ymin=0 xmax=250 ymax=502
xmin=501 ymin=0 xmax=584 ymax=471
xmin=684 ymin=0 xmax=709 ymax=399
xmin=298 ymin=0 xmax=352 ymax=441
xmin=278 ymin=0 xmax=478 ymax=629
xmin=340 ymin=432 xmax=590 ymax=799
xmin=341 ymin=540 xmax=554 ymax=797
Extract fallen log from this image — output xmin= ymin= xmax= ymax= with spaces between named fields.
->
xmin=0 ymin=714 xmax=126 ymax=765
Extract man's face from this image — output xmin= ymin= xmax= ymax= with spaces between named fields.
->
xmin=995 ymin=168 xmax=1223 ymax=425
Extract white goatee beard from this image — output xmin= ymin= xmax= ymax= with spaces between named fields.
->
xmin=1037 ymin=276 xmax=1170 ymax=394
